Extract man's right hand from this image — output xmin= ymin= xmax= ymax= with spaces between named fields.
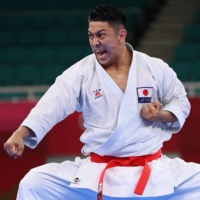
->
xmin=4 ymin=126 xmax=33 ymax=159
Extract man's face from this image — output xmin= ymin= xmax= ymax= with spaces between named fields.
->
xmin=88 ymin=21 xmax=121 ymax=67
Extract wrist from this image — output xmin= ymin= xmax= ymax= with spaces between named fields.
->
xmin=13 ymin=126 xmax=35 ymax=139
xmin=158 ymin=110 xmax=177 ymax=122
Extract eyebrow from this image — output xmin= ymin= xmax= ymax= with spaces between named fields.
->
xmin=88 ymin=29 xmax=106 ymax=35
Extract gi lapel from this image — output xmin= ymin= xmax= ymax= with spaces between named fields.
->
xmin=95 ymin=59 xmax=123 ymax=104
xmin=95 ymin=44 xmax=139 ymax=155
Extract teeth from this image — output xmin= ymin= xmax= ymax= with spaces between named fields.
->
xmin=96 ymin=50 xmax=106 ymax=56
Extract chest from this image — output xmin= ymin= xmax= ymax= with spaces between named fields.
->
xmin=105 ymin=69 xmax=129 ymax=93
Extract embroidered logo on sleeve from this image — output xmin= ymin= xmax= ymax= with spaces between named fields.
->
xmin=137 ymin=87 xmax=153 ymax=103
xmin=73 ymin=177 xmax=81 ymax=184
xmin=93 ymin=89 xmax=102 ymax=99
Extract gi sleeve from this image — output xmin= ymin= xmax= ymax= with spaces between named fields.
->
xmin=21 ymin=65 xmax=83 ymax=148
xmin=149 ymin=58 xmax=191 ymax=133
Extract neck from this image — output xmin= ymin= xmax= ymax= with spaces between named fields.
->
xmin=104 ymin=45 xmax=132 ymax=71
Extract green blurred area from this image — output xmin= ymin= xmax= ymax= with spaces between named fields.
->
xmin=0 ymin=0 xmax=159 ymax=86
xmin=169 ymin=9 xmax=200 ymax=83
xmin=0 ymin=1 xmax=200 ymax=100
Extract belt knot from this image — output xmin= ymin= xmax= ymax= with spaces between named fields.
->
xmin=91 ymin=149 xmax=162 ymax=200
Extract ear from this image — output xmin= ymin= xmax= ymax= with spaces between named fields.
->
xmin=118 ymin=29 xmax=127 ymax=42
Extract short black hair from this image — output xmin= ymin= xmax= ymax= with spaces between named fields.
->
xmin=88 ymin=5 xmax=126 ymax=29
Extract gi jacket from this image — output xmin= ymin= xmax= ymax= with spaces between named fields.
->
xmin=22 ymin=43 xmax=190 ymax=157
xmin=21 ymin=43 xmax=192 ymax=197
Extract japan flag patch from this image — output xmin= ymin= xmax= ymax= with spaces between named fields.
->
xmin=137 ymin=87 xmax=153 ymax=103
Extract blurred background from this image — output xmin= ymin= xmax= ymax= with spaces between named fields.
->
xmin=0 ymin=0 xmax=200 ymax=199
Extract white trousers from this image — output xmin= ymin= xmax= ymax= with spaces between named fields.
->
xmin=17 ymin=156 xmax=200 ymax=200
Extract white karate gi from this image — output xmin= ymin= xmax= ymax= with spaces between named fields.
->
xmin=17 ymin=44 xmax=200 ymax=200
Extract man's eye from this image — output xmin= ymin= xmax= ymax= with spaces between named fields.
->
xmin=99 ymin=33 xmax=105 ymax=37
xmin=88 ymin=34 xmax=93 ymax=39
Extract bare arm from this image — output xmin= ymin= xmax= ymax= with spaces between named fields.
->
xmin=4 ymin=126 xmax=35 ymax=159
xmin=141 ymin=101 xmax=178 ymax=122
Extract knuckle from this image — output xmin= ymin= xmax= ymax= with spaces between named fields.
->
xmin=16 ymin=153 xmax=21 ymax=157
xmin=19 ymin=148 xmax=24 ymax=153
xmin=8 ymin=152 xmax=15 ymax=157
xmin=18 ymin=149 xmax=23 ymax=154
xmin=4 ymin=142 xmax=10 ymax=149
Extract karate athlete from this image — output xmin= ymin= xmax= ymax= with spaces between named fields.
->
xmin=4 ymin=5 xmax=200 ymax=200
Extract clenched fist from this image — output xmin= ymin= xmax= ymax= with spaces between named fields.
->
xmin=4 ymin=126 xmax=33 ymax=159
xmin=141 ymin=101 xmax=163 ymax=122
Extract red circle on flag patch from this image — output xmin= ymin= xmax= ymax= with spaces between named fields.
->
xmin=143 ymin=89 xmax=148 ymax=96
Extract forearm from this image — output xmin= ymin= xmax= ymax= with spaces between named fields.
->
xmin=157 ymin=110 xmax=178 ymax=122
xmin=12 ymin=126 xmax=35 ymax=139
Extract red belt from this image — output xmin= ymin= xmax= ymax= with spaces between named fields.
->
xmin=90 ymin=149 xmax=162 ymax=200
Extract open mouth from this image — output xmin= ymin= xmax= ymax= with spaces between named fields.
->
xmin=96 ymin=50 xmax=107 ymax=58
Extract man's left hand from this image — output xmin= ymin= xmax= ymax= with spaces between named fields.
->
xmin=141 ymin=101 xmax=163 ymax=122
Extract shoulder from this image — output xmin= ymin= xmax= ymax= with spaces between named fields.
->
xmin=54 ymin=53 xmax=96 ymax=88
xmin=61 ymin=54 xmax=96 ymax=78
xmin=135 ymin=51 xmax=167 ymax=68
xmin=134 ymin=50 xmax=174 ymax=76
